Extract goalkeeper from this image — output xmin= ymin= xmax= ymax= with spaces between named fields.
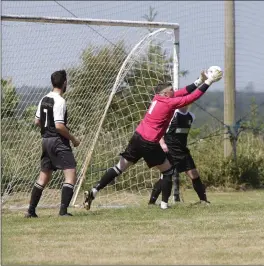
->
xmin=148 ymin=104 xmax=210 ymax=205
xmin=84 ymin=69 xmax=222 ymax=210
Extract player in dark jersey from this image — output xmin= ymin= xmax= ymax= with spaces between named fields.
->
xmin=148 ymin=105 xmax=210 ymax=206
xmin=25 ymin=70 xmax=80 ymax=218
xmin=84 ymin=69 xmax=222 ymax=210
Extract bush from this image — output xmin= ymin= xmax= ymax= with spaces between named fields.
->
xmin=187 ymin=132 xmax=264 ymax=189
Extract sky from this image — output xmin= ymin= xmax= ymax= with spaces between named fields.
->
xmin=2 ymin=1 xmax=264 ymax=91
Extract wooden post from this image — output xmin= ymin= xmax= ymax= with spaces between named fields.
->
xmin=224 ymin=0 xmax=236 ymax=158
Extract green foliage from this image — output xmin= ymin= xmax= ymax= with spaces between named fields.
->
xmin=240 ymin=97 xmax=264 ymax=135
xmin=188 ymin=127 xmax=201 ymax=139
xmin=106 ymin=42 xmax=173 ymax=132
xmin=186 ymin=131 xmax=264 ymax=189
xmin=1 ymin=78 xmax=20 ymax=118
xmin=142 ymin=6 xmax=158 ymax=33
xmin=142 ymin=6 xmax=158 ymax=23
xmin=66 ymin=42 xmax=126 ymax=134
xmin=22 ymin=105 xmax=38 ymax=128
xmin=1 ymin=118 xmax=41 ymax=194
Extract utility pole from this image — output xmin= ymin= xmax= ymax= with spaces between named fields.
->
xmin=224 ymin=0 xmax=236 ymax=158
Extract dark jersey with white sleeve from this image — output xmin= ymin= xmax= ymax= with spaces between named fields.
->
xmin=164 ymin=109 xmax=195 ymax=154
xmin=35 ymin=91 xmax=69 ymax=144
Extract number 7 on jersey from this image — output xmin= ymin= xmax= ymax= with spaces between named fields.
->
xmin=43 ymin=108 xmax=48 ymax=127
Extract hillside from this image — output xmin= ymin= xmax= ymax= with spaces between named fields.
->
xmin=15 ymin=86 xmax=264 ymax=129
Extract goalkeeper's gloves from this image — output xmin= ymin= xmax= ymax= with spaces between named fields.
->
xmin=205 ymin=69 xmax=223 ymax=86
xmin=194 ymin=70 xmax=208 ymax=87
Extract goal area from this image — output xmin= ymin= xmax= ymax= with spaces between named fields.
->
xmin=1 ymin=15 xmax=179 ymax=209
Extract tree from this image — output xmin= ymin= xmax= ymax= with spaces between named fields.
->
xmin=180 ymin=70 xmax=189 ymax=77
xmin=244 ymin=81 xmax=255 ymax=93
xmin=142 ymin=6 xmax=189 ymax=78
xmin=106 ymin=41 xmax=173 ymax=131
xmin=66 ymin=42 xmax=126 ymax=134
xmin=142 ymin=6 xmax=158 ymax=33
xmin=1 ymin=78 xmax=19 ymax=118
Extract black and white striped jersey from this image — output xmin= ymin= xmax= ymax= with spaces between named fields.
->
xmin=35 ymin=91 xmax=68 ymax=141
xmin=164 ymin=109 xmax=195 ymax=153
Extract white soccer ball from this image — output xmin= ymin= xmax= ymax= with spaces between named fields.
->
xmin=206 ymin=66 xmax=223 ymax=80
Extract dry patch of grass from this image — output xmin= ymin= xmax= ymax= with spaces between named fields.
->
xmin=2 ymin=190 xmax=264 ymax=265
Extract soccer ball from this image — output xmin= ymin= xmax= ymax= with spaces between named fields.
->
xmin=206 ymin=66 xmax=223 ymax=81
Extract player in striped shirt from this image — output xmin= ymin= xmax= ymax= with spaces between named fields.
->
xmin=84 ymin=69 xmax=222 ymax=209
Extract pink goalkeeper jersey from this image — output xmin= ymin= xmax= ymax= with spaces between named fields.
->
xmin=136 ymin=86 xmax=204 ymax=142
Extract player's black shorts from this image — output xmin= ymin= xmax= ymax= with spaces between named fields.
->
xmin=41 ymin=137 xmax=76 ymax=171
xmin=120 ymin=132 xmax=167 ymax=168
xmin=167 ymin=152 xmax=196 ymax=173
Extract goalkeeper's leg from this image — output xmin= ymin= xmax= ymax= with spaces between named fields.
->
xmin=84 ymin=132 xmax=142 ymax=210
xmin=154 ymin=159 xmax=176 ymax=209
xmin=149 ymin=171 xmax=180 ymax=205
xmin=84 ymin=156 xmax=133 ymax=210
xmin=148 ymin=178 xmax=162 ymax=204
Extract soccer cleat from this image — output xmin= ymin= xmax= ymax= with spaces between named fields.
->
xmin=59 ymin=212 xmax=73 ymax=217
xmin=83 ymin=190 xmax=94 ymax=210
xmin=174 ymin=194 xmax=181 ymax=202
xmin=24 ymin=212 xmax=38 ymax=218
xmin=148 ymin=201 xmax=158 ymax=207
xmin=148 ymin=202 xmax=155 ymax=205
xmin=148 ymin=198 xmax=157 ymax=205
xmin=191 ymin=200 xmax=210 ymax=206
xmin=160 ymin=201 xmax=169 ymax=209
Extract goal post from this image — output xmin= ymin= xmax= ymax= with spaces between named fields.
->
xmin=1 ymin=15 xmax=179 ymax=209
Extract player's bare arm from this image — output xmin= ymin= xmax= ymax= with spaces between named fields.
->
xmin=159 ymin=137 xmax=168 ymax=153
xmin=34 ymin=118 xmax=41 ymax=127
xmin=35 ymin=99 xmax=42 ymax=127
xmin=55 ymin=123 xmax=80 ymax=147
xmin=53 ymin=94 xmax=80 ymax=147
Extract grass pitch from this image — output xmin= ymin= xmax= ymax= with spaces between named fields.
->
xmin=2 ymin=190 xmax=264 ymax=265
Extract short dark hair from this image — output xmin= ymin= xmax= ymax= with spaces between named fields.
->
xmin=51 ymin=70 xmax=67 ymax=89
xmin=153 ymin=82 xmax=173 ymax=94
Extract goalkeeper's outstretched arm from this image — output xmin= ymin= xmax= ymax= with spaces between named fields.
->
xmin=173 ymin=70 xmax=208 ymax=97
xmin=169 ymin=69 xmax=223 ymax=109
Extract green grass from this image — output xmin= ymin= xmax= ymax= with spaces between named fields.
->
xmin=2 ymin=190 xmax=264 ymax=265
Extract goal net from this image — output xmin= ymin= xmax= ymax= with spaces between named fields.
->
xmin=1 ymin=15 xmax=179 ymax=209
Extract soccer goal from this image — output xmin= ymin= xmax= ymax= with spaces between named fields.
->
xmin=1 ymin=15 xmax=179 ymax=209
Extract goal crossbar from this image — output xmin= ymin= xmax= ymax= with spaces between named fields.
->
xmin=1 ymin=15 xmax=179 ymax=29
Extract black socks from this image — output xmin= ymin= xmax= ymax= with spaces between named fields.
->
xmin=60 ymin=183 xmax=74 ymax=215
xmin=28 ymin=182 xmax=44 ymax=214
xmin=192 ymin=177 xmax=207 ymax=201
xmin=94 ymin=166 xmax=122 ymax=191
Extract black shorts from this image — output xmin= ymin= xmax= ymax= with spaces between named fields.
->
xmin=41 ymin=137 xmax=76 ymax=171
xmin=120 ymin=132 xmax=167 ymax=168
xmin=167 ymin=152 xmax=196 ymax=173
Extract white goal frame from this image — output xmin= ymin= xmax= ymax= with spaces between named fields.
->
xmin=1 ymin=15 xmax=180 ymax=208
